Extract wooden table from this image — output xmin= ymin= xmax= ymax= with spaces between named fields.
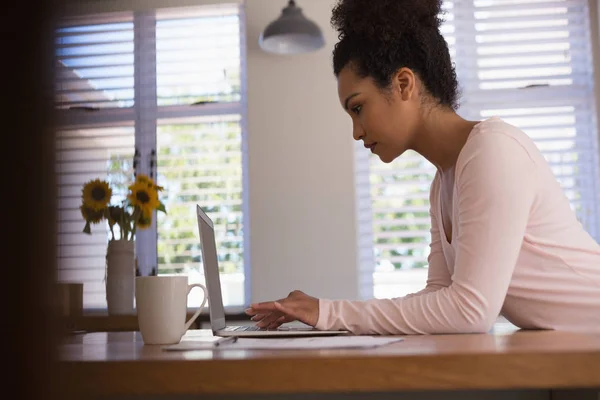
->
xmin=58 ymin=323 xmax=600 ymax=398
xmin=59 ymin=309 xmax=249 ymax=333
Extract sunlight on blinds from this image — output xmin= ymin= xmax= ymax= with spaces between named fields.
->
xmin=370 ymin=153 xmax=436 ymax=272
xmin=156 ymin=115 xmax=244 ymax=307
xmin=55 ymin=13 xmax=134 ymax=109
xmin=369 ymin=0 xmax=599 ymax=298
xmin=56 ymin=126 xmax=135 ymax=308
xmin=369 ymin=1 xmax=454 ymax=275
xmin=472 ymin=0 xmax=588 ymax=90
xmin=441 ymin=0 xmax=456 ymax=59
xmin=156 ymin=5 xmax=241 ymax=106
xmin=472 ymin=0 xmax=600 ymax=237
xmin=54 ymin=4 xmax=246 ymax=309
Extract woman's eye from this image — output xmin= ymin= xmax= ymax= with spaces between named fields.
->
xmin=352 ymin=105 xmax=362 ymax=115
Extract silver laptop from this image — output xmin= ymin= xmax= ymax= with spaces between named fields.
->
xmin=196 ymin=204 xmax=348 ymax=338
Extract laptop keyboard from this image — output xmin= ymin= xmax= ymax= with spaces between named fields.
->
xmin=224 ymin=325 xmax=264 ymax=332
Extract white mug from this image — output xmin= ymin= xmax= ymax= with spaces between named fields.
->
xmin=135 ymin=276 xmax=208 ymax=345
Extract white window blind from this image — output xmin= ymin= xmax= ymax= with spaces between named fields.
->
xmin=154 ymin=5 xmax=246 ymax=308
xmin=366 ymin=0 xmax=600 ymax=299
xmin=366 ymin=1 xmax=456 ymax=299
xmin=156 ymin=6 xmax=242 ymax=106
xmin=157 ymin=115 xmax=245 ymax=306
xmin=55 ymin=13 xmax=135 ymax=109
xmin=465 ymin=0 xmax=600 ymax=236
xmin=54 ymin=3 xmax=247 ymax=309
xmin=56 ymin=125 xmax=135 ymax=307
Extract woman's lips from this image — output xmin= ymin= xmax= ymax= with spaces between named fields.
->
xmin=364 ymin=142 xmax=377 ymax=152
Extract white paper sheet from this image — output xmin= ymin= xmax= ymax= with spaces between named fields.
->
xmin=163 ymin=336 xmax=403 ymax=351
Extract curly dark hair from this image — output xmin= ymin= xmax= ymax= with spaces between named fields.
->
xmin=331 ymin=0 xmax=459 ymax=110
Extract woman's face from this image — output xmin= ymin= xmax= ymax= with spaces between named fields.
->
xmin=337 ymin=65 xmax=420 ymax=163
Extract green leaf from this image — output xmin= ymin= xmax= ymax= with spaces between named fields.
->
xmin=157 ymin=202 xmax=167 ymax=214
xmin=83 ymin=222 xmax=91 ymax=234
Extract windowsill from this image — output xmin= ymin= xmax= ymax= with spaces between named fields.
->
xmin=60 ymin=306 xmax=251 ymax=332
xmin=77 ymin=305 xmax=248 ymax=317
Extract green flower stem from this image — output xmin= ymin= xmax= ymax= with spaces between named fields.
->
xmin=120 ymin=208 xmax=125 ymax=240
xmin=131 ymin=207 xmax=141 ymax=237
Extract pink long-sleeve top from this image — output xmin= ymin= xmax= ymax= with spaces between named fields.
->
xmin=316 ymin=116 xmax=600 ymax=335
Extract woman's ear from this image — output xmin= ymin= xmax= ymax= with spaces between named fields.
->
xmin=393 ymin=68 xmax=416 ymax=101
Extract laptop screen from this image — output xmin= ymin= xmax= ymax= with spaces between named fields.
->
xmin=196 ymin=205 xmax=226 ymax=332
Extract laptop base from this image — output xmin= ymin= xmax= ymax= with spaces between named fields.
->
xmin=215 ymin=326 xmax=349 ymax=337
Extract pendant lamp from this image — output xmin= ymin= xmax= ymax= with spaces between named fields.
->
xmin=259 ymin=0 xmax=325 ymax=55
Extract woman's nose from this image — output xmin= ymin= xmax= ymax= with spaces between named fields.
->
xmin=353 ymin=122 xmax=365 ymax=142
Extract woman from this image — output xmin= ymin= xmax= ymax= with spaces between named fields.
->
xmin=246 ymin=0 xmax=600 ymax=335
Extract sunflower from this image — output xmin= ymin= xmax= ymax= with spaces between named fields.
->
xmin=80 ymin=205 xmax=104 ymax=223
xmin=82 ymin=179 xmax=112 ymax=211
xmin=136 ymin=209 xmax=153 ymax=230
xmin=128 ymin=181 xmax=159 ymax=215
xmin=135 ymin=174 xmax=151 ymax=184
xmin=80 ymin=205 xmax=104 ymax=234
xmin=135 ymin=174 xmax=164 ymax=192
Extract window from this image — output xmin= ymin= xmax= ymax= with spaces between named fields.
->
xmin=54 ymin=3 xmax=247 ymax=309
xmin=56 ymin=125 xmax=135 ymax=307
xmin=156 ymin=115 xmax=246 ymax=307
xmin=363 ymin=0 xmax=600 ymax=298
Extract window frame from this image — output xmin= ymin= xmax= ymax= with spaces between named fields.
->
xmin=363 ymin=0 xmax=600 ymax=299
xmin=55 ymin=1 xmax=251 ymax=311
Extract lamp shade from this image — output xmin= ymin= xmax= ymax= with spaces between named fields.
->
xmin=259 ymin=0 xmax=325 ymax=55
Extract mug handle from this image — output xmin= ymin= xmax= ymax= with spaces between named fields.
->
xmin=184 ymin=283 xmax=208 ymax=331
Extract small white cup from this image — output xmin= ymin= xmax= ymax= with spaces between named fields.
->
xmin=135 ymin=276 xmax=207 ymax=345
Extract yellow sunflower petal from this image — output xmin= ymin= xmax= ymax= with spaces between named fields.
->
xmin=135 ymin=174 xmax=164 ymax=192
xmin=82 ymin=179 xmax=112 ymax=211
xmin=128 ymin=181 xmax=159 ymax=211
xmin=136 ymin=209 xmax=153 ymax=230
xmin=135 ymin=174 xmax=156 ymax=188
xmin=80 ymin=204 xmax=104 ymax=224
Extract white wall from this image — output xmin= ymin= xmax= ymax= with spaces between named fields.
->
xmin=591 ymin=0 xmax=600 ymax=141
xmin=245 ymin=0 xmax=361 ymax=303
xmin=589 ymin=0 xmax=600 ymax=221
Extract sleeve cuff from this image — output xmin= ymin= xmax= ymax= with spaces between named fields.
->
xmin=315 ymin=298 xmax=332 ymax=330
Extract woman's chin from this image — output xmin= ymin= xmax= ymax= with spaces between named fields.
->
xmin=378 ymin=152 xmax=396 ymax=164
xmin=378 ymin=148 xmax=406 ymax=163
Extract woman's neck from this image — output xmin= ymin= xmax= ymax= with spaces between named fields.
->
xmin=411 ymin=108 xmax=480 ymax=173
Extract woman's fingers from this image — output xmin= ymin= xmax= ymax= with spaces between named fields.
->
xmin=247 ymin=301 xmax=281 ymax=314
xmin=272 ymin=301 xmax=302 ymax=322
xmin=252 ymin=303 xmax=298 ymax=328
xmin=246 ymin=292 xmax=319 ymax=327
xmin=246 ymin=301 xmax=288 ymax=328
xmin=257 ymin=303 xmax=302 ymax=328
xmin=256 ymin=311 xmax=284 ymax=328
xmin=250 ymin=314 xmax=267 ymax=321
xmin=266 ymin=316 xmax=287 ymax=330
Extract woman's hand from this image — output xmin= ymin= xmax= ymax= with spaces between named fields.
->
xmin=245 ymin=290 xmax=319 ymax=330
